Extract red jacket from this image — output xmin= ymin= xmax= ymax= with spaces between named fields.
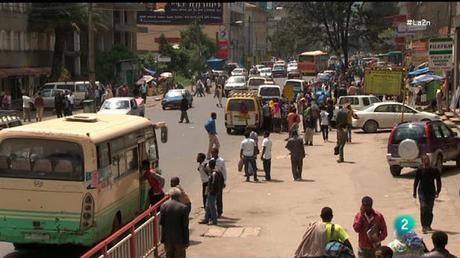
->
xmin=353 ymin=209 xmax=388 ymax=250
xmin=144 ymin=169 xmax=163 ymax=195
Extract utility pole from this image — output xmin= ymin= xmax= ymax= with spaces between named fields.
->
xmin=88 ymin=2 xmax=96 ymax=100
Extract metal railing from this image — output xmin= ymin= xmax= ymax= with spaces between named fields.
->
xmin=80 ymin=195 xmax=170 ymax=258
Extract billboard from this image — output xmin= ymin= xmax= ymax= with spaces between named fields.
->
xmin=137 ymin=3 xmax=223 ymax=25
xmin=364 ymin=69 xmax=403 ymax=95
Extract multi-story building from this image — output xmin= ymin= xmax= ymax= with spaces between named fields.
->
xmin=0 ymin=3 xmax=54 ymax=102
xmin=244 ymin=3 xmax=268 ymax=67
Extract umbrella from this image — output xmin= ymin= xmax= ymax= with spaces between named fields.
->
xmin=160 ymin=72 xmax=173 ymax=78
xmin=408 ymin=67 xmax=430 ymax=77
xmin=411 ymin=74 xmax=445 ymax=85
xmin=136 ymin=75 xmax=154 ymax=85
xmin=143 ymin=67 xmax=156 ymax=75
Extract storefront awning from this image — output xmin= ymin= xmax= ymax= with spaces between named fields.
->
xmin=0 ymin=67 xmax=51 ymax=78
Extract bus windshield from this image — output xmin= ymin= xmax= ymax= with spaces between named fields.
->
xmin=0 ymin=138 xmax=84 ymax=181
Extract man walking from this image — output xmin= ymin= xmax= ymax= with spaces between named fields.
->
xmin=34 ymin=92 xmax=45 ymax=122
xmin=22 ymin=93 xmax=32 ymax=122
xmin=413 ymin=156 xmax=442 ymax=234
xmin=423 ymin=231 xmax=457 ymax=258
xmin=240 ymin=131 xmax=258 ymax=182
xmin=199 ymin=159 xmax=224 ymax=225
xmin=196 ymin=153 xmax=209 ymax=208
xmin=55 ymin=91 xmax=64 ymax=118
xmin=249 ymin=130 xmax=260 ymax=171
xmin=178 ymin=94 xmax=190 ymax=123
xmin=353 ymin=196 xmax=388 ymax=258
xmin=160 ymin=187 xmax=189 ymax=258
xmin=303 ymin=102 xmax=314 ymax=146
xmin=346 ymin=104 xmax=358 ymax=143
xmin=285 ymin=130 xmax=306 ymax=181
xmin=210 ymin=148 xmax=226 ymax=217
xmin=261 ymin=131 xmax=272 ymax=181
xmin=205 ymin=112 xmax=220 ymax=159
xmin=262 ymin=102 xmax=272 ymax=132
xmin=335 ymin=106 xmax=348 ymax=163
xmin=287 ymin=107 xmax=301 ymax=139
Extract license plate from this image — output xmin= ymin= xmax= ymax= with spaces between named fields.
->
xmin=25 ymin=233 xmax=50 ymax=241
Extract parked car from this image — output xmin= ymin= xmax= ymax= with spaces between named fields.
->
xmin=272 ymin=64 xmax=287 ymax=78
xmin=259 ymin=67 xmax=273 ymax=78
xmin=224 ymin=76 xmax=247 ymax=97
xmin=231 ymin=68 xmax=248 ymax=78
xmin=352 ymin=102 xmax=440 ymax=133
xmin=255 ymin=65 xmax=266 ymax=74
xmin=97 ymin=97 xmax=144 ymax=116
xmin=161 ymin=89 xmax=193 ymax=110
xmin=387 ymin=120 xmax=460 ymax=176
xmin=336 ymin=95 xmax=381 ymax=111
xmin=39 ymin=81 xmax=103 ymax=107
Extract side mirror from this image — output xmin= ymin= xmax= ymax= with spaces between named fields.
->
xmin=161 ymin=126 xmax=168 ymax=143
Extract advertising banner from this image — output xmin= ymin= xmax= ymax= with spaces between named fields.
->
xmin=364 ymin=69 xmax=403 ymax=95
xmin=137 ymin=3 xmax=223 ymax=25
xmin=429 ymin=37 xmax=453 ymax=70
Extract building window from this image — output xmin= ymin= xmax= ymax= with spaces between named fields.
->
xmin=124 ymin=32 xmax=130 ymax=48
xmin=113 ymin=10 xmax=121 ymax=25
xmin=3 ymin=31 xmax=10 ymax=51
xmin=114 ymin=31 xmax=122 ymax=45
xmin=24 ymin=32 xmax=30 ymax=51
xmin=98 ymin=34 xmax=105 ymax=51
xmin=19 ymin=31 xmax=24 ymax=50
xmin=38 ymin=32 xmax=47 ymax=50
xmin=49 ymin=33 xmax=55 ymax=51
xmin=124 ymin=10 xmax=128 ymax=24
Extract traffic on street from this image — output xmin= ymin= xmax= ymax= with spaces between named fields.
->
xmin=0 ymin=2 xmax=460 ymax=258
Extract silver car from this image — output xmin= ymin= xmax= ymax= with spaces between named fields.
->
xmin=97 ymin=97 xmax=144 ymax=117
xmin=35 ymin=89 xmax=66 ymax=109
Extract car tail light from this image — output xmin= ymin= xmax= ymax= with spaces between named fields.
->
xmin=424 ymin=124 xmax=431 ymax=146
xmin=388 ymin=126 xmax=396 ymax=145
xmin=80 ymin=193 xmax=95 ymax=231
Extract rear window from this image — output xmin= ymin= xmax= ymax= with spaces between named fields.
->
xmin=228 ymin=99 xmax=256 ymax=112
xmin=259 ymin=87 xmax=280 ymax=97
xmin=0 ymin=138 xmax=84 ymax=181
xmin=391 ymin=126 xmax=426 ymax=144
xmin=249 ymin=79 xmax=265 ymax=87
xmin=56 ymin=84 xmax=74 ymax=92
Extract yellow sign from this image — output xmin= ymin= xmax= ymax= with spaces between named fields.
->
xmin=364 ymin=69 xmax=403 ymax=95
xmin=283 ymin=84 xmax=295 ymax=102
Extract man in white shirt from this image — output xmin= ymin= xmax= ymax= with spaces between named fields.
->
xmin=210 ymin=148 xmax=226 ymax=217
xmin=261 ymin=131 xmax=272 ymax=181
xmin=68 ymin=91 xmax=75 ymax=114
xmin=240 ymin=131 xmax=258 ymax=182
xmin=196 ymin=153 xmax=209 ymax=208
xmin=249 ymin=130 xmax=259 ymax=171
xmin=22 ymin=93 xmax=32 ymax=122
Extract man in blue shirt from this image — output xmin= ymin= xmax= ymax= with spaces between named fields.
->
xmin=205 ymin=112 xmax=220 ymax=159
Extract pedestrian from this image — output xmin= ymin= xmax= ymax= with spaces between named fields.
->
xmin=262 ymin=102 xmax=272 ymax=132
xmin=22 ymin=93 xmax=32 ymax=122
xmin=272 ymin=99 xmax=282 ymax=133
xmin=240 ymin=131 xmax=258 ymax=182
xmin=141 ymin=160 xmax=165 ymax=206
xmin=249 ymin=130 xmax=260 ymax=171
xmin=63 ymin=93 xmax=72 ymax=117
xmin=423 ymin=231 xmax=457 ymax=258
xmin=353 ymin=196 xmax=388 ymax=258
xmin=345 ymin=104 xmax=358 ymax=143
xmin=2 ymin=91 xmax=11 ymax=110
xmin=196 ymin=153 xmax=209 ymax=208
xmin=261 ymin=131 xmax=272 ymax=181
xmin=287 ymin=107 xmax=301 ymax=139
xmin=205 ymin=112 xmax=220 ymax=159
xmin=210 ymin=147 xmax=226 ymax=217
xmin=285 ymin=130 xmax=306 ymax=181
xmin=375 ymin=246 xmax=393 ymax=258
xmin=311 ymin=101 xmax=320 ymax=133
xmin=55 ymin=91 xmax=63 ymax=118
xmin=215 ymin=84 xmax=223 ymax=108
xmin=199 ymin=159 xmax=224 ymax=225
xmin=294 ymin=207 xmax=354 ymax=258
xmin=320 ymin=105 xmax=330 ymax=142
xmin=160 ymin=187 xmax=189 ymax=258
xmin=335 ymin=106 xmax=348 ymax=163
xmin=120 ymin=84 xmax=129 ymax=97
xmin=133 ymin=88 xmax=145 ymax=117
xmin=68 ymin=91 xmax=75 ymax=114
xmin=206 ymin=77 xmax=212 ymax=94
xmin=178 ymin=94 xmax=190 ymax=123
xmin=34 ymin=92 xmax=45 ymax=122
xmin=326 ymin=99 xmax=335 ymax=130
xmin=281 ymin=101 xmax=290 ymax=132
xmin=303 ymin=102 xmax=314 ymax=146
xmin=170 ymin=177 xmax=192 ymax=215
xmin=141 ymin=82 xmax=148 ymax=102
xmin=413 ymin=155 xmax=442 ymax=234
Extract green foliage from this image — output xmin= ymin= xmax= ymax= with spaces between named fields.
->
xmin=57 ymin=65 xmax=72 ymax=82
xmin=180 ymin=22 xmax=216 ymax=76
xmin=96 ymin=45 xmax=137 ymax=85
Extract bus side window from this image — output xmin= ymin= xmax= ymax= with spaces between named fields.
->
xmin=96 ymin=143 xmax=110 ymax=169
xmin=111 ymin=154 xmax=120 ymax=178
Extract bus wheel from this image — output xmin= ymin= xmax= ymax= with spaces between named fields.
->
xmin=109 ymin=214 xmax=122 ymax=248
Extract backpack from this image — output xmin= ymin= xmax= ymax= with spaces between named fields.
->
xmin=325 ymin=224 xmax=355 ymax=258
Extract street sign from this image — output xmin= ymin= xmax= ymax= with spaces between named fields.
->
xmin=157 ymin=56 xmax=171 ymax=63
xmin=428 ymin=37 xmax=453 ymax=70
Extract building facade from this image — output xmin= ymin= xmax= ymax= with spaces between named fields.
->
xmin=0 ymin=3 xmax=54 ymax=103
xmin=244 ymin=3 xmax=268 ymax=67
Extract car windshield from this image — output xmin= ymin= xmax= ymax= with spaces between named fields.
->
xmin=261 ymin=68 xmax=271 ymax=72
xmin=228 ymin=77 xmax=245 ymax=83
xmin=166 ymin=91 xmax=183 ymax=97
xmin=392 ymin=126 xmax=427 ymax=144
xmin=249 ymin=79 xmax=265 ymax=87
xmin=101 ymin=100 xmax=130 ymax=110
xmin=0 ymin=138 xmax=84 ymax=181
xmin=273 ymin=66 xmax=284 ymax=70
xmin=260 ymin=87 xmax=280 ymax=97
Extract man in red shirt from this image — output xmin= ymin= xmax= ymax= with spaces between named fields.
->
xmin=287 ymin=107 xmax=300 ymax=139
xmin=34 ymin=92 xmax=45 ymax=122
xmin=142 ymin=160 xmax=165 ymax=207
xmin=353 ymin=196 xmax=388 ymax=258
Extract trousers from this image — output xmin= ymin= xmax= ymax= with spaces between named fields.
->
xmin=164 ymin=243 xmax=186 ymax=258
xmin=23 ymin=107 xmax=31 ymax=122
xmin=204 ymin=194 xmax=218 ymax=224
xmin=207 ymin=134 xmax=220 ymax=159
xmin=36 ymin=106 xmax=44 ymax=122
xmin=419 ymin=192 xmax=435 ymax=228
xmin=291 ymin=158 xmax=303 ymax=180
xmin=202 ymin=182 xmax=208 ymax=208
xmin=179 ymin=111 xmax=189 ymax=123
xmin=304 ymin=128 xmax=314 ymax=144
xmin=321 ymin=125 xmax=329 ymax=140
xmin=244 ymin=156 xmax=257 ymax=180
xmin=263 ymin=158 xmax=271 ymax=180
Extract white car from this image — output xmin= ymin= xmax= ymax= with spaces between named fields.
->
xmin=255 ymin=65 xmax=265 ymax=74
xmin=259 ymin=67 xmax=272 ymax=78
xmin=247 ymin=77 xmax=268 ymax=91
xmin=336 ymin=95 xmax=381 ymax=111
xmin=352 ymin=102 xmax=440 ymax=133
xmin=287 ymin=63 xmax=298 ymax=73
xmin=258 ymin=85 xmax=281 ymax=101
xmin=98 ymin=97 xmax=144 ymax=117
xmin=224 ymin=76 xmax=247 ymax=96
xmin=231 ymin=68 xmax=248 ymax=77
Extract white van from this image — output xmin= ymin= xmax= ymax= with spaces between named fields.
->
xmin=39 ymin=81 xmax=103 ymax=106
xmin=258 ymin=85 xmax=281 ymax=101
xmin=336 ymin=95 xmax=381 ymax=110
xmin=247 ymin=77 xmax=268 ymax=91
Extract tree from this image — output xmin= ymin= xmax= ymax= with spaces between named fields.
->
xmin=180 ymin=22 xmax=216 ymax=76
xmin=95 ymin=45 xmax=136 ymax=86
